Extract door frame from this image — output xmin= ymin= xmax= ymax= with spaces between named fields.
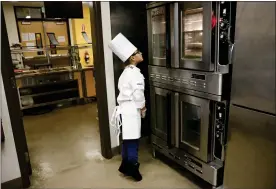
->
xmin=1 ymin=2 xmax=113 ymax=188
xmin=89 ymin=2 xmax=112 ymax=158
xmin=1 ymin=7 xmax=31 ymax=188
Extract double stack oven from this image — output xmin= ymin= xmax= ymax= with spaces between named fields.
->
xmin=147 ymin=1 xmax=236 ymax=187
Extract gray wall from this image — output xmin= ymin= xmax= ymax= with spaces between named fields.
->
xmin=110 ymin=2 xmax=150 ymax=137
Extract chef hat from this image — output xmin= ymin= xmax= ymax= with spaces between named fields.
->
xmin=109 ymin=33 xmax=137 ymax=62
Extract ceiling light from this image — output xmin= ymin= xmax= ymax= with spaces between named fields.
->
xmin=26 ymin=15 xmax=31 ymax=19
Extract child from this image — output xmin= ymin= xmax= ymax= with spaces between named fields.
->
xmin=109 ymin=33 xmax=146 ymax=181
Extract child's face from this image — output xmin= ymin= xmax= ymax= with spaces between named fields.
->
xmin=131 ymin=50 xmax=143 ymax=64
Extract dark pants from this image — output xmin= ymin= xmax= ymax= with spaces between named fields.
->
xmin=122 ymin=139 xmax=139 ymax=163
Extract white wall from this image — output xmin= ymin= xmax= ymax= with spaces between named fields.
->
xmin=99 ymin=2 xmax=118 ymax=148
xmin=0 ymin=75 xmax=21 ymax=183
xmin=2 ymin=2 xmax=20 ymax=45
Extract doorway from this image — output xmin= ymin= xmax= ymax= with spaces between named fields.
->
xmin=1 ymin=2 xmax=112 ymax=188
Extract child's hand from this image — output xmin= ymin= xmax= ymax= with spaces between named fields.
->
xmin=141 ymin=106 xmax=146 ymax=111
xmin=141 ymin=107 xmax=147 ymax=118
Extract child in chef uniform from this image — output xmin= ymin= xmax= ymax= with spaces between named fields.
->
xmin=109 ymin=33 xmax=146 ymax=181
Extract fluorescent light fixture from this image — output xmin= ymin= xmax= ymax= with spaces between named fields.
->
xmin=26 ymin=15 xmax=31 ymax=19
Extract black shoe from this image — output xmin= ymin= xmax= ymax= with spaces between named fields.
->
xmin=118 ymin=159 xmax=129 ymax=175
xmin=128 ymin=162 xmax=142 ymax=181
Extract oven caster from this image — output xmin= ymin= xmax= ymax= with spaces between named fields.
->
xmin=152 ymin=148 xmax=156 ymax=158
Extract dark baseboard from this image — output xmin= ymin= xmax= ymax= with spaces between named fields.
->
xmin=140 ymin=136 xmax=150 ymax=145
xmin=1 ymin=177 xmax=22 ymax=189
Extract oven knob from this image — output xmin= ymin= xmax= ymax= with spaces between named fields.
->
xmin=220 ymin=31 xmax=229 ymax=43
xmin=220 ymin=19 xmax=229 ymax=30
xmin=222 ymin=8 xmax=227 ymax=16
xmin=220 ymin=33 xmax=226 ymax=39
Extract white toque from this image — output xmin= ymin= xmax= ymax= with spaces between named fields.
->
xmin=108 ymin=33 xmax=137 ymax=62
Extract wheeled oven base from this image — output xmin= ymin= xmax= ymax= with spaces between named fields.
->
xmin=151 ymin=134 xmax=224 ymax=187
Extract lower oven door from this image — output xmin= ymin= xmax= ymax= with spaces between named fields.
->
xmin=150 ymin=86 xmax=172 ymax=142
xmin=178 ymin=93 xmax=211 ymax=162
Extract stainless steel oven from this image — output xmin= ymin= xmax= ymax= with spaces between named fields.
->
xmin=149 ymin=66 xmax=229 ymax=186
xmin=149 ymin=66 xmax=230 ymax=162
xmin=147 ymin=2 xmax=237 ymax=73
xmin=177 ymin=94 xmax=211 ymax=162
xmin=147 ymin=3 xmax=168 ymax=67
xmin=173 ymin=92 xmax=228 ymax=163
xmin=177 ymin=1 xmax=236 ymax=73
xmin=150 ymin=86 xmax=172 ymax=142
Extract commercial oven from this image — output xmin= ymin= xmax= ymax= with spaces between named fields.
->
xmin=147 ymin=3 xmax=169 ymax=67
xmin=147 ymin=2 xmax=236 ymax=73
xmin=147 ymin=1 xmax=237 ymax=187
xmin=149 ymin=66 xmax=230 ymax=186
xmin=176 ymin=94 xmax=228 ymax=163
xmin=150 ymin=86 xmax=228 ymax=163
xmin=150 ymin=87 xmax=172 ymax=142
xmin=149 ymin=66 xmax=229 ymax=162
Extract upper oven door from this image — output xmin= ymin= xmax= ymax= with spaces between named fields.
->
xmin=178 ymin=94 xmax=211 ymax=162
xmin=147 ymin=5 xmax=169 ymax=67
xmin=178 ymin=2 xmax=215 ymax=71
xmin=150 ymin=86 xmax=172 ymax=143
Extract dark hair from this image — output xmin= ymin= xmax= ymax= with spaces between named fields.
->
xmin=123 ymin=56 xmax=133 ymax=67
xmin=124 ymin=50 xmax=139 ymax=67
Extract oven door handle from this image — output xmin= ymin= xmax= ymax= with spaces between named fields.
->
xmin=165 ymin=4 xmax=171 ymax=69
xmin=213 ymin=131 xmax=226 ymax=161
xmin=166 ymin=93 xmax=172 ymax=148
xmin=180 ymin=10 xmax=183 ymax=61
xmin=174 ymin=93 xmax=179 ymax=148
xmin=228 ymin=42 xmax=235 ymax=65
xmin=228 ymin=24 xmax=235 ymax=65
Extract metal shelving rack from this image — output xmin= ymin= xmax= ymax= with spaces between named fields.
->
xmin=10 ymin=44 xmax=93 ymax=69
xmin=12 ymin=44 xmax=94 ymax=110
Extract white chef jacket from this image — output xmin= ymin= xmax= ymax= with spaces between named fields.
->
xmin=117 ymin=65 xmax=145 ymax=140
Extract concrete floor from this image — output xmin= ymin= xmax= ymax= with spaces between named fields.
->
xmin=23 ymin=103 xmax=202 ymax=188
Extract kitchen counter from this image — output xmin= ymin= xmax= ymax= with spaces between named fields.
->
xmin=15 ymin=66 xmax=94 ymax=79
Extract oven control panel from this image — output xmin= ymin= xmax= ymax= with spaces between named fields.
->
xmin=149 ymin=66 xmax=226 ymax=96
xmin=150 ymin=73 xmax=207 ymax=88
xmin=218 ymin=1 xmax=236 ymax=66
xmin=214 ymin=102 xmax=227 ymax=161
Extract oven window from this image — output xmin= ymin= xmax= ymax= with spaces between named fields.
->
xmin=181 ymin=3 xmax=203 ymax=61
xmin=181 ymin=102 xmax=201 ymax=150
xmin=151 ymin=7 xmax=166 ymax=60
xmin=155 ymin=95 xmax=167 ymax=133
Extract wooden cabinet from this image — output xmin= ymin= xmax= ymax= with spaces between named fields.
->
xmin=84 ymin=69 xmax=96 ymax=97
xmin=73 ymin=71 xmax=84 ymax=98
xmin=73 ymin=69 xmax=96 ymax=99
